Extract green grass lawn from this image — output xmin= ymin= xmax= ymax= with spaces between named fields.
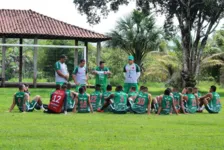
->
xmin=0 ymin=87 xmax=224 ymax=150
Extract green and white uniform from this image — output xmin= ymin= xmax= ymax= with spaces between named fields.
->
xmin=90 ymin=91 xmax=101 ymax=111
xmin=101 ymin=91 xmax=112 ymax=112
xmin=111 ymin=91 xmax=128 ymax=114
xmin=73 ymin=66 xmax=87 ymax=92
xmin=77 ymin=93 xmax=90 ymax=113
xmin=173 ymin=92 xmax=181 ymax=111
xmin=55 ymin=61 xmax=68 ymax=85
xmin=205 ymin=92 xmax=221 ymax=113
xmin=185 ymin=94 xmax=197 ymax=113
xmin=160 ymin=95 xmax=173 ymax=115
xmin=130 ymin=92 xmax=149 ymax=114
xmin=66 ymin=90 xmax=75 ymax=111
xmin=15 ymin=92 xmax=37 ymax=112
xmin=123 ymin=63 xmax=140 ymax=93
xmin=128 ymin=91 xmax=138 ymax=99
xmin=94 ymin=66 xmax=110 ymax=92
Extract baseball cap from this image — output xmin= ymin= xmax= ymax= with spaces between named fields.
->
xmin=128 ymin=55 xmax=134 ymax=60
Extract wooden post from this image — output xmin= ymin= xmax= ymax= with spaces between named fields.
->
xmin=19 ymin=38 xmax=23 ymax=83
xmin=33 ymin=38 xmax=38 ymax=88
xmin=1 ymin=38 xmax=6 ymax=87
xmin=96 ymin=42 xmax=101 ymax=65
xmin=84 ymin=41 xmax=88 ymax=68
xmin=74 ymin=40 xmax=79 ymax=67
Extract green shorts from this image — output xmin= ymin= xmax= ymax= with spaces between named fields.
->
xmin=205 ymin=105 xmax=221 ymax=113
xmin=124 ymin=83 xmax=138 ymax=93
xmin=19 ymin=100 xmax=37 ymax=112
xmin=110 ymin=104 xmax=128 ymax=114
xmin=185 ymin=107 xmax=197 ymax=114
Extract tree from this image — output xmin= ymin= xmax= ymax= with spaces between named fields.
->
xmin=73 ymin=0 xmax=224 ymax=87
xmin=106 ymin=10 xmax=161 ymax=67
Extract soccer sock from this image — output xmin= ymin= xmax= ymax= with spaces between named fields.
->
xmin=200 ymin=106 xmax=205 ymax=111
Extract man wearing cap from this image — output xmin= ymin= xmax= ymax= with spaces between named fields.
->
xmin=123 ymin=56 xmax=141 ymax=93
xmin=92 ymin=61 xmax=111 ymax=92
xmin=55 ymin=54 xmax=69 ymax=85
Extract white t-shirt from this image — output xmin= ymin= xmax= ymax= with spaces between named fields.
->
xmin=73 ymin=66 xmax=87 ymax=84
xmin=55 ymin=61 xmax=68 ymax=82
xmin=123 ymin=63 xmax=140 ymax=83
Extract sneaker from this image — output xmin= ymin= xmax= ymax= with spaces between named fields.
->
xmin=97 ymin=108 xmax=104 ymax=112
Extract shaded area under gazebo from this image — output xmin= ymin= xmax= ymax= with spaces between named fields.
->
xmin=0 ymin=9 xmax=111 ymax=87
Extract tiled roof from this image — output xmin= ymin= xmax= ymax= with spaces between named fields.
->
xmin=0 ymin=9 xmax=110 ymax=42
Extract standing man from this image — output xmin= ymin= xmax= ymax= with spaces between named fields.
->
xmin=92 ymin=61 xmax=111 ymax=92
xmin=123 ymin=56 xmax=141 ymax=93
xmin=55 ymin=54 xmax=69 ymax=85
xmin=72 ymin=59 xmax=88 ymax=92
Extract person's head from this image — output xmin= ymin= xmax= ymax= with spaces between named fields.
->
xmin=67 ymin=83 xmax=71 ymax=90
xmin=95 ymin=84 xmax=101 ymax=91
xmin=210 ymin=85 xmax=216 ymax=92
xmin=143 ymin=87 xmax=148 ymax=93
xmin=82 ymin=86 xmax=86 ymax=92
xmin=164 ymin=89 xmax=171 ymax=96
xmin=18 ymin=84 xmax=25 ymax=92
xmin=60 ymin=54 xmax=67 ymax=63
xmin=99 ymin=61 xmax=105 ymax=68
xmin=56 ymin=84 xmax=61 ymax=90
xmin=130 ymin=86 xmax=137 ymax=92
xmin=61 ymin=83 xmax=67 ymax=91
xmin=166 ymin=88 xmax=172 ymax=93
xmin=172 ymin=87 xmax=178 ymax=92
xmin=193 ymin=87 xmax=198 ymax=93
xmin=128 ymin=55 xmax=134 ymax=65
xmin=140 ymin=86 xmax=145 ymax=91
xmin=187 ymin=87 xmax=193 ymax=94
xmin=79 ymin=87 xmax=85 ymax=94
xmin=79 ymin=59 xmax=86 ymax=67
xmin=106 ymin=85 xmax=112 ymax=91
xmin=115 ymin=85 xmax=123 ymax=92
xmin=24 ymin=84 xmax=29 ymax=92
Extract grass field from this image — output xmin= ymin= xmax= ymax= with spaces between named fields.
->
xmin=0 ymin=86 xmax=224 ymax=150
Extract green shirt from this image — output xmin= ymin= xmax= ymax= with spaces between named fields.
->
xmin=90 ymin=91 xmax=101 ymax=111
xmin=185 ymin=94 xmax=197 ymax=113
xmin=209 ymin=92 xmax=221 ymax=109
xmin=173 ymin=92 xmax=181 ymax=109
xmin=95 ymin=66 xmax=109 ymax=86
xmin=15 ymin=92 xmax=26 ymax=110
xmin=161 ymin=95 xmax=173 ymax=114
xmin=66 ymin=90 xmax=74 ymax=109
xmin=77 ymin=93 xmax=89 ymax=113
xmin=101 ymin=91 xmax=112 ymax=106
xmin=132 ymin=92 xmax=149 ymax=113
xmin=128 ymin=91 xmax=138 ymax=98
xmin=113 ymin=91 xmax=128 ymax=111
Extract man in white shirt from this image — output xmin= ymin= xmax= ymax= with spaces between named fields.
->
xmin=72 ymin=59 xmax=88 ymax=92
xmin=123 ymin=56 xmax=141 ymax=93
xmin=55 ymin=54 xmax=69 ymax=85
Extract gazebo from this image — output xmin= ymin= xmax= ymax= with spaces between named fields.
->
xmin=0 ymin=9 xmax=110 ymax=87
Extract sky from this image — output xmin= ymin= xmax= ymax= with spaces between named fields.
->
xmin=0 ymin=0 xmax=165 ymax=35
xmin=0 ymin=0 xmax=223 ymax=35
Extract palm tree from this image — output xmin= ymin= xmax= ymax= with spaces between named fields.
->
xmin=106 ymin=10 xmax=161 ymax=68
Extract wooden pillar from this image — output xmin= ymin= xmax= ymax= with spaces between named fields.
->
xmin=1 ymin=38 xmax=6 ymax=87
xmin=96 ymin=42 xmax=101 ymax=65
xmin=19 ymin=38 xmax=23 ymax=83
xmin=33 ymin=38 xmax=38 ymax=88
xmin=84 ymin=41 xmax=88 ymax=68
xmin=74 ymin=40 xmax=78 ymax=67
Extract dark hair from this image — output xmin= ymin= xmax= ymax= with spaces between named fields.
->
xmin=81 ymin=86 xmax=86 ymax=91
xmin=166 ymin=88 xmax=172 ymax=92
xmin=116 ymin=85 xmax=123 ymax=91
xmin=187 ymin=87 xmax=193 ymax=93
xmin=131 ymin=86 xmax=136 ymax=91
xmin=210 ymin=85 xmax=216 ymax=92
xmin=143 ymin=87 xmax=148 ymax=92
xmin=67 ymin=83 xmax=71 ymax=90
xmin=193 ymin=87 xmax=198 ymax=89
xmin=99 ymin=61 xmax=105 ymax=65
xmin=106 ymin=85 xmax=112 ymax=91
xmin=24 ymin=84 xmax=29 ymax=87
xmin=56 ymin=84 xmax=61 ymax=90
xmin=60 ymin=54 xmax=67 ymax=59
xmin=164 ymin=89 xmax=170 ymax=95
xmin=79 ymin=87 xmax=84 ymax=94
xmin=61 ymin=83 xmax=67 ymax=89
xmin=95 ymin=84 xmax=101 ymax=90
xmin=80 ymin=59 xmax=85 ymax=63
xmin=140 ymin=86 xmax=145 ymax=91
xmin=18 ymin=84 xmax=24 ymax=90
